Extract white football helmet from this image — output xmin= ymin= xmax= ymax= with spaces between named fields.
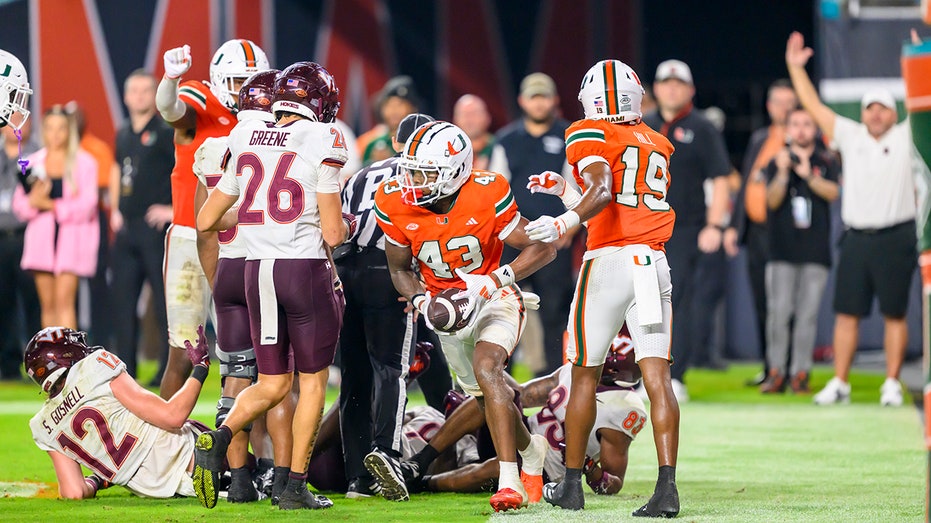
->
xmin=0 ymin=49 xmax=32 ymax=130
xmin=209 ymin=39 xmax=269 ymax=110
xmin=398 ymin=121 xmax=474 ymax=206
xmin=578 ymin=59 xmax=644 ymax=123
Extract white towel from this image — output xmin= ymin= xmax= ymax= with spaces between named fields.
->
xmin=258 ymin=259 xmax=279 ymax=344
xmin=628 ymin=245 xmax=663 ymax=326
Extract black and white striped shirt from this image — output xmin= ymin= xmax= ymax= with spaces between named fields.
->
xmin=341 ymin=157 xmax=399 ymax=250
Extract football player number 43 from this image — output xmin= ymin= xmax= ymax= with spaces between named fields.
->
xmin=616 ymin=145 xmax=670 ymax=211
xmin=237 ymin=152 xmax=305 ymax=224
xmin=418 ymin=236 xmax=484 ymax=279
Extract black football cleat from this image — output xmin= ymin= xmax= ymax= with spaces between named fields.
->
xmin=542 ymin=479 xmax=584 ymax=510
xmin=632 ymin=480 xmax=679 ymax=518
xmin=364 ymin=449 xmax=410 ymax=501
xmin=192 ymin=430 xmax=229 ymax=509
xmin=270 ymin=466 xmax=289 ymax=506
xmin=277 ymin=479 xmax=333 ymax=510
xmin=227 ymin=469 xmax=261 ymax=503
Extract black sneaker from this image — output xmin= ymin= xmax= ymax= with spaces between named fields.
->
xmin=277 ymin=480 xmax=333 ymax=510
xmin=227 ymin=469 xmax=261 ymax=503
xmin=364 ymin=449 xmax=410 ymax=501
xmin=346 ymin=477 xmax=382 ymax=499
xmin=632 ymin=480 xmax=679 ymax=518
xmin=193 ymin=430 xmax=229 ymax=509
xmin=542 ymin=479 xmax=584 ymax=510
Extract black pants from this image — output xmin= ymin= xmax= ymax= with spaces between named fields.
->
xmin=413 ymin=318 xmax=452 ymax=412
xmin=745 ymin=222 xmax=769 ymax=372
xmin=89 ymin=208 xmax=111 ymax=346
xmin=690 ymin=248 xmax=727 ymax=368
xmin=0 ymin=229 xmax=40 ymax=378
xmin=666 ymin=224 xmax=702 ymax=382
xmin=503 ymin=244 xmax=575 ymax=376
xmin=110 ymin=218 xmax=169 ymax=378
xmin=337 ymin=248 xmax=417 ymax=481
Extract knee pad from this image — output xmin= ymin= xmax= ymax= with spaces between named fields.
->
xmin=216 ymin=396 xmax=252 ymax=432
xmin=216 ymin=347 xmax=258 ymax=381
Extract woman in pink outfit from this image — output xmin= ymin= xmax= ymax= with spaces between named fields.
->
xmin=13 ymin=106 xmax=99 ymax=328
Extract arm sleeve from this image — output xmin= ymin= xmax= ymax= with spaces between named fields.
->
xmin=156 ymin=77 xmax=188 ymax=122
xmin=316 ymin=164 xmax=342 ymax=194
xmin=54 ymin=154 xmax=99 ymax=223
xmin=214 ymin=165 xmax=240 ymax=196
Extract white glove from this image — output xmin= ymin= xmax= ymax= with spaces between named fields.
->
xmin=412 ymin=292 xmax=435 ymax=331
xmin=453 ymin=268 xmax=498 ymax=317
xmin=521 ymin=291 xmax=540 ymax=311
xmin=525 ymin=211 xmax=580 ymax=243
xmin=163 ymin=45 xmax=192 ymax=79
xmin=527 ymin=171 xmax=582 ymax=210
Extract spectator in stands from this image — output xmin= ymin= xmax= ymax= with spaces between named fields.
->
xmin=0 ymin=120 xmax=40 ymax=379
xmin=453 ymin=94 xmax=495 ymax=170
xmin=725 ymin=79 xmax=799 ymax=386
xmin=786 ymin=32 xmax=918 ymax=407
xmin=66 ymin=101 xmax=116 ymax=346
xmin=643 ymin=60 xmax=731 ymax=402
xmin=489 ymin=72 xmax=576 ymax=376
xmin=760 ymin=107 xmax=839 ymax=394
xmin=13 ymin=105 xmax=99 ymax=329
xmin=357 ymin=76 xmax=421 ymax=166
xmin=109 ymin=69 xmax=174 ymax=379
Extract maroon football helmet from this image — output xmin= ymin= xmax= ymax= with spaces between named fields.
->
xmin=602 ymin=324 xmax=642 ymax=387
xmin=24 ymin=327 xmax=96 ymax=395
xmin=238 ymin=69 xmax=280 ymax=113
xmin=272 ymin=61 xmax=340 ymax=123
xmin=406 ymin=341 xmax=433 ymax=385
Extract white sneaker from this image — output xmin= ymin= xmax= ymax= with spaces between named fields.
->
xmin=671 ymin=379 xmax=689 ymax=403
xmin=813 ymin=377 xmax=851 ymax=405
xmin=879 ymin=377 xmax=903 ymax=407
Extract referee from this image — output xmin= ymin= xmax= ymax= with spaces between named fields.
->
xmin=337 ymin=113 xmax=451 ymax=497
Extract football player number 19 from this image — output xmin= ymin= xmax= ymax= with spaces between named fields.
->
xmin=616 ymin=146 xmax=670 ymax=212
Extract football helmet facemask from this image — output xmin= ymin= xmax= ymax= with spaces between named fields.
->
xmin=272 ymin=61 xmax=340 ymax=123
xmin=602 ymin=324 xmax=642 ymax=387
xmin=398 ymin=121 xmax=473 ymax=206
xmin=24 ymin=327 xmax=100 ymax=396
xmin=0 ymin=49 xmax=32 ymax=130
xmin=578 ymin=59 xmax=644 ymax=124
xmin=209 ymin=39 xmax=270 ymax=110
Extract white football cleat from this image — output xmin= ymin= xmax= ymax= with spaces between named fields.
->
xmin=879 ymin=377 xmax=903 ymax=407
xmin=813 ymin=376 xmax=851 ymax=405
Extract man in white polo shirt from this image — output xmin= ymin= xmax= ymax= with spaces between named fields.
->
xmin=786 ymin=31 xmax=917 ymax=406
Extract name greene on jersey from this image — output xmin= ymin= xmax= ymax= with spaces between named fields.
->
xmin=248 ymin=129 xmax=290 ymax=148
xmin=372 ymin=171 xmax=519 ymax=294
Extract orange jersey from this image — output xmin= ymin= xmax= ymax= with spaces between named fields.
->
xmin=373 ymin=170 xmax=519 ymax=294
xmin=171 ymin=81 xmax=237 ymax=227
xmin=565 ymin=119 xmax=676 ymax=251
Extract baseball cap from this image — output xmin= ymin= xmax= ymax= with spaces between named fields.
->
xmin=655 ymin=59 xmax=693 ymax=85
xmin=395 ymin=113 xmax=435 ymax=143
xmin=520 ymin=72 xmax=557 ymax=98
xmin=377 ymin=76 xmax=422 ymax=110
xmin=861 ymin=89 xmax=896 ymax=111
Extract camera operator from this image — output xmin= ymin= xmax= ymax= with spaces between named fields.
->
xmin=760 ymin=106 xmax=839 ymax=394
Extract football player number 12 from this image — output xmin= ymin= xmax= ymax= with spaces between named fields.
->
xmin=615 ymin=146 xmax=670 ymax=211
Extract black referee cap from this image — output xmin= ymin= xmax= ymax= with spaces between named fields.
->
xmin=396 ymin=113 xmax=435 ymax=143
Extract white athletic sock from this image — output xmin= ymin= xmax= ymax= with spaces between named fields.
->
xmin=518 ymin=434 xmax=546 ymax=476
xmin=498 ymin=461 xmax=521 ymax=492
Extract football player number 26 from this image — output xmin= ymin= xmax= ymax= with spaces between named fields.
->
xmin=237 ymin=152 xmax=304 ymax=224
xmin=57 ymin=407 xmax=140 ymax=480
xmin=418 ymin=236 xmax=483 ymax=278
xmin=615 ymin=146 xmax=670 ymax=212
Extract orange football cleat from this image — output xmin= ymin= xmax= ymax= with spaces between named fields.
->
xmin=490 ymin=488 xmax=525 ymax=512
xmin=520 ymin=471 xmax=543 ymax=503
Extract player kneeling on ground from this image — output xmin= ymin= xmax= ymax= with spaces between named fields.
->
xmin=27 ymin=326 xmax=211 ymax=499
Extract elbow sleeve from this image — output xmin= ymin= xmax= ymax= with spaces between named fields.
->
xmin=156 ymin=77 xmax=187 ymax=122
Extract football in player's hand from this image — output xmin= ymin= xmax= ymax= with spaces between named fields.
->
xmin=427 ymin=288 xmax=472 ymax=333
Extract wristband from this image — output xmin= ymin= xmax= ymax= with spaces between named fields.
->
xmin=411 ymin=294 xmax=428 ymax=312
xmin=191 ymin=365 xmax=209 ymax=384
xmin=558 ymin=210 xmax=581 ymax=231
xmin=560 ymin=188 xmax=583 ymax=210
xmin=491 ymin=265 xmax=516 ymax=289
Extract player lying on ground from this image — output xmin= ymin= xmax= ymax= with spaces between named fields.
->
xmin=371 ymin=328 xmax=645 ymax=496
xmin=26 ymin=326 xmax=210 ymax=499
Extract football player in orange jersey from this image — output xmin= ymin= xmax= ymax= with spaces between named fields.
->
xmin=371 ymin=121 xmax=555 ymax=512
xmin=155 ymin=39 xmax=269 ymax=399
xmin=525 ymin=60 xmax=680 ymax=517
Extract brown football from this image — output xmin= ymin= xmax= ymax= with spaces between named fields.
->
xmin=427 ymin=288 xmax=472 ymax=333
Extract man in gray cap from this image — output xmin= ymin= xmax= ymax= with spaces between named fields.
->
xmin=786 ymin=32 xmax=917 ymax=407
xmin=489 ymin=72 xmax=577 ymax=377
xmin=359 ymin=76 xmax=423 ymax=166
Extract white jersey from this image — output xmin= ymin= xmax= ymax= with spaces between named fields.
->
xmin=216 ymin=118 xmax=348 ymax=260
xmin=526 ymin=363 xmax=647 ymax=482
xmin=193 ymin=136 xmax=247 ymax=259
xmin=30 ymin=351 xmax=197 ymax=498
xmin=401 ymin=406 xmax=479 ymax=467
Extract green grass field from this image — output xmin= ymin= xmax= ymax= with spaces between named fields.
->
xmin=0 ymin=362 xmax=924 ymax=522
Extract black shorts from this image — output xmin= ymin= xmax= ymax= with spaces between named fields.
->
xmin=833 ymin=221 xmax=917 ymax=318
